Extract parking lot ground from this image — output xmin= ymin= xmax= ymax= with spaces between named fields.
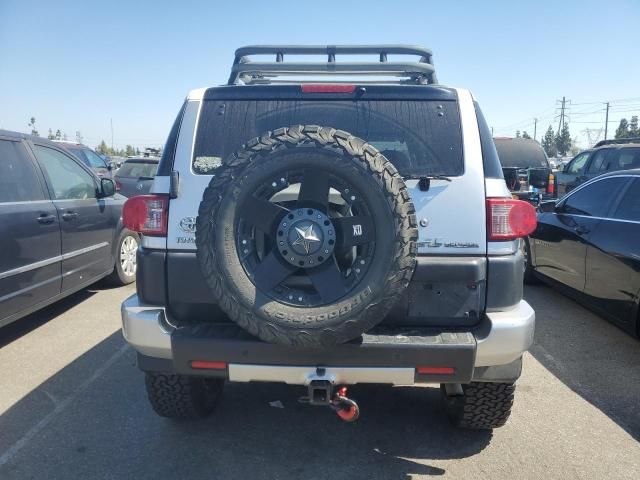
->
xmin=0 ymin=283 xmax=639 ymax=479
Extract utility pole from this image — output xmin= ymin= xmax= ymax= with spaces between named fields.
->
xmin=110 ymin=118 xmax=114 ymax=152
xmin=533 ymin=118 xmax=538 ymax=141
xmin=491 ymin=126 xmax=494 ymax=136
xmin=557 ymin=96 xmax=566 ymax=135
xmin=603 ymin=102 xmax=610 ymax=140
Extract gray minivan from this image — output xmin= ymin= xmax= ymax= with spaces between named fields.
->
xmin=0 ymin=130 xmax=138 ymax=328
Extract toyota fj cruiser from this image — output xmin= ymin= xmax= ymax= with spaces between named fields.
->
xmin=121 ymin=45 xmax=536 ymax=429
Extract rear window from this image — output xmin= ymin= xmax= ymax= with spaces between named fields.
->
xmin=117 ymin=161 xmax=158 ymax=178
xmin=192 ymin=99 xmax=463 ymax=177
xmin=66 ymin=146 xmax=107 ymax=169
xmin=494 ymin=138 xmax=549 ymax=169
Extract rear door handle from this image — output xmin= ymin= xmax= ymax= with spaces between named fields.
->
xmin=575 ymin=225 xmax=590 ymax=235
xmin=61 ymin=211 xmax=79 ymax=221
xmin=37 ymin=213 xmax=56 ymax=224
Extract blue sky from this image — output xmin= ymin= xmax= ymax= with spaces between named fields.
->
xmin=1 ymin=0 xmax=639 ymax=150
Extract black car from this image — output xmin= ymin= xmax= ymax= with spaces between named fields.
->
xmin=554 ymin=138 xmax=640 ymax=197
xmin=494 ymin=137 xmax=555 ymax=204
xmin=526 ymin=169 xmax=640 ymax=336
xmin=114 ymin=157 xmax=159 ymax=197
xmin=0 ymin=130 xmax=139 ymax=328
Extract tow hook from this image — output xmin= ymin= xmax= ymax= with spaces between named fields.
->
xmin=331 ymin=386 xmax=360 ymax=422
xmin=299 ymin=381 xmax=360 ymax=422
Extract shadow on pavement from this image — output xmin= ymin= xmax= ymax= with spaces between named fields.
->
xmin=525 ymin=284 xmax=640 ymax=441
xmin=0 ymin=289 xmax=96 ymax=348
xmin=0 ymin=331 xmax=493 ymax=479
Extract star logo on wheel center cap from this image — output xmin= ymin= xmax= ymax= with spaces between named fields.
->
xmin=292 ymin=224 xmax=321 ymax=254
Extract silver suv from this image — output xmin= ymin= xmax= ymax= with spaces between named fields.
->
xmin=121 ymin=45 xmax=536 ymax=428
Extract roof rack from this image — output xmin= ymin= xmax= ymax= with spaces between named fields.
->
xmin=594 ymin=137 xmax=640 ymax=147
xmin=227 ymin=45 xmax=437 ymax=86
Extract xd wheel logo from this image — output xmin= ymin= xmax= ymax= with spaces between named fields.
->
xmin=353 ymin=224 xmax=363 ymax=236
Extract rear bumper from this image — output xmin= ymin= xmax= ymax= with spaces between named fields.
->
xmin=121 ymin=294 xmax=534 ymax=384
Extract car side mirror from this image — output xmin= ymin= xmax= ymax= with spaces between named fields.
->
xmin=99 ymin=178 xmax=116 ymax=197
xmin=538 ymin=200 xmax=557 ymax=213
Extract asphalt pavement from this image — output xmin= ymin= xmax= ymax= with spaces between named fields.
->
xmin=0 ymin=282 xmax=639 ymax=479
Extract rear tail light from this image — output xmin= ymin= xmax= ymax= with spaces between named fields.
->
xmin=190 ymin=361 xmax=227 ymax=370
xmin=122 ymin=194 xmax=168 ymax=236
xmin=486 ymin=198 xmax=537 ymax=241
xmin=547 ymin=173 xmax=555 ymax=195
xmin=301 ymin=84 xmax=356 ymax=93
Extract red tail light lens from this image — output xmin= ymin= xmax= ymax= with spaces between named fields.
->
xmin=487 ymin=198 xmax=537 ymax=241
xmin=122 ymin=195 xmax=168 ymax=236
xmin=547 ymin=173 xmax=555 ymax=195
xmin=301 ymin=84 xmax=356 ymax=93
xmin=190 ymin=361 xmax=227 ymax=370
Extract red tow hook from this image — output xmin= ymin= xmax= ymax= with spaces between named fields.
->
xmin=331 ymin=386 xmax=360 ymax=422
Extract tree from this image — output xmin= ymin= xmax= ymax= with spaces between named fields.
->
xmin=47 ymin=128 xmax=55 ymax=140
xmin=522 ymin=131 xmax=531 ymax=139
xmin=96 ymin=140 xmax=110 ymax=154
xmin=541 ymin=125 xmax=557 ymax=157
xmin=615 ymin=119 xmax=629 ymax=139
xmin=54 ymin=129 xmax=62 ymax=140
xmin=125 ymin=145 xmax=135 ymax=156
xmin=27 ymin=117 xmax=39 ymax=136
xmin=515 ymin=130 xmax=521 ymax=138
xmin=555 ymin=123 xmax=571 ymax=156
xmin=135 ymin=147 xmax=140 ymax=155
xmin=629 ymin=116 xmax=639 ymax=137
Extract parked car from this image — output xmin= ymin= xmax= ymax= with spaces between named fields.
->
xmin=0 ymin=130 xmax=139 ymax=329
xmin=554 ymin=138 xmax=640 ymax=197
xmin=120 ymin=45 xmax=537 ymax=430
xmin=494 ymin=137 xmax=555 ymax=204
xmin=114 ymin=157 xmax=159 ymax=197
xmin=54 ymin=140 xmax=113 ymax=178
xmin=525 ymin=169 xmax=640 ymax=337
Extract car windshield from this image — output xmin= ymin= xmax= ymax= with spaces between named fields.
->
xmin=192 ymin=99 xmax=464 ymax=177
xmin=494 ymin=138 xmax=549 ymax=169
xmin=116 ymin=161 xmax=158 ymax=178
xmin=66 ymin=146 xmax=108 ymax=169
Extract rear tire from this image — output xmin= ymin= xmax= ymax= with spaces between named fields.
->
xmin=107 ymin=230 xmax=139 ymax=286
xmin=522 ymin=237 xmax=539 ymax=285
xmin=145 ymin=373 xmax=224 ymax=419
xmin=441 ymin=382 xmax=516 ymax=429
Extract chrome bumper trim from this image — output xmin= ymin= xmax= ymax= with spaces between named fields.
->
xmin=228 ymin=364 xmax=415 ymax=385
xmin=121 ymin=294 xmax=173 ymax=359
xmin=476 ymin=300 xmax=535 ymax=366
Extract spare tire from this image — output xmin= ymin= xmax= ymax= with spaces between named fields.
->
xmin=196 ymin=125 xmax=417 ymax=347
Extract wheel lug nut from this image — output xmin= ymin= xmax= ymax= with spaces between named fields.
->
xmin=298 ymin=296 xmax=303 ymax=302
xmin=291 ymin=257 xmax=295 ymax=261
xmin=272 ymin=182 xmax=277 ymax=187
xmin=355 ymin=268 xmax=361 ymax=273
xmin=279 ymin=241 xmax=284 ymax=246
xmin=350 ymin=195 xmax=356 ymax=201
xmin=324 ymin=249 xmax=329 ymax=254
xmin=360 ymin=259 xmax=365 ymax=264
xmin=280 ymin=178 xmax=286 ymax=183
xmin=242 ymin=239 xmax=247 ymax=245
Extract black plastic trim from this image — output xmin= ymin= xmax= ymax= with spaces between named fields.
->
xmin=171 ymin=323 xmax=476 ymax=382
xmin=157 ymin=102 xmax=187 ymax=176
xmin=136 ymin=248 xmax=167 ymax=305
xmin=486 ymin=251 xmax=524 ymax=311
